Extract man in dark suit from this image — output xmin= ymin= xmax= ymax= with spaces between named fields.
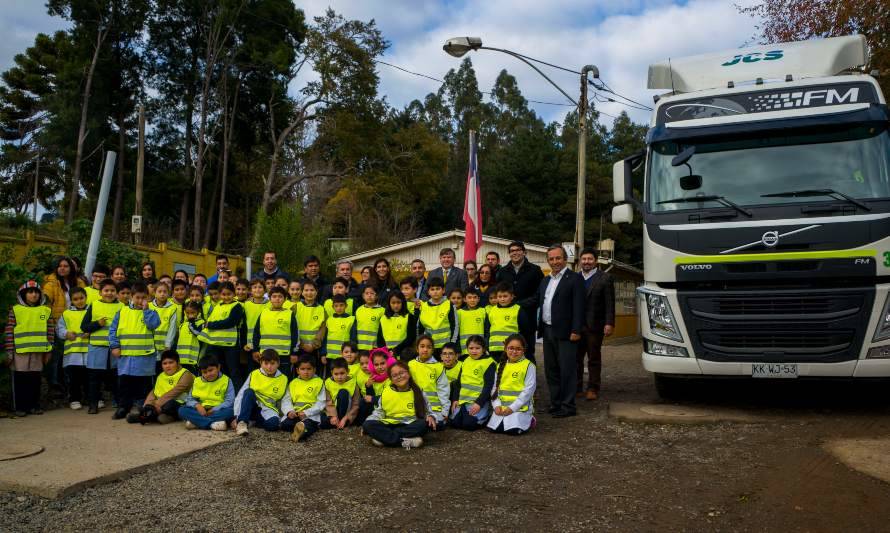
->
xmin=423 ymin=248 xmax=469 ymax=299
xmin=533 ymin=245 xmax=585 ymax=418
xmin=577 ymin=248 xmax=615 ymax=401
xmin=497 ymin=241 xmax=544 ymax=362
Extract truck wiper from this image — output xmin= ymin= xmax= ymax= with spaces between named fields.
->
xmin=657 ymin=195 xmax=753 ymax=217
xmin=760 ymin=188 xmax=871 ymax=211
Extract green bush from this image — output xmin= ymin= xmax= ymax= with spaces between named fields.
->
xmin=253 ymin=205 xmax=332 ymax=278
xmin=65 ymin=219 xmax=148 ymax=277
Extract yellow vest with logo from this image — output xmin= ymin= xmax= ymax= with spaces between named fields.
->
xmin=408 ymin=358 xmax=444 ymax=412
xmin=153 ymin=367 xmax=189 ymax=403
xmin=202 ymin=299 xmax=213 ymax=319
xmin=191 ymin=374 xmax=230 ymax=408
xmin=444 ymin=361 xmax=462 ymax=384
xmin=457 ymin=307 xmax=486 ymax=354
xmin=62 ymin=308 xmax=88 ymax=355
xmin=380 ymin=386 xmax=418 ymax=425
xmin=296 ymin=302 xmax=325 ymax=346
xmin=498 ymin=358 xmax=531 ymax=412
xmin=288 ymin=376 xmax=323 ymax=413
xmin=354 ymin=305 xmax=384 ymax=350
xmin=12 ymin=304 xmax=51 ymax=353
xmin=85 ymin=286 xmax=100 ymax=305
xmin=150 ymin=301 xmax=178 ymax=351
xmin=379 ymin=314 xmax=409 ymax=350
xmin=370 ymin=378 xmax=389 ymax=397
xmin=243 ymin=299 xmax=269 ymax=333
xmin=324 ymin=298 xmax=354 ymax=317
xmin=487 ymin=304 xmax=520 ymax=352
xmin=88 ymin=300 xmax=123 ymax=346
xmin=258 ymin=308 xmax=293 ymax=356
xmin=117 ymin=306 xmax=155 ymax=357
xmin=419 ymin=301 xmax=451 ymax=348
xmin=249 ymin=369 xmax=287 ymax=413
xmin=283 ymin=299 xmax=295 ymax=311
xmin=325 ymin=376 xmax=357 ymax=407
xmin=458 ymin=356 xmax=495 ymax=405
xmin=203 ymin=301 xmax=239 ymax=346
xmin=177 ymin=319 xmax=203 ymax=365
xmin=354 ymin=367 xmax=370 ymax=392
xmin=325 ymin=315 xmax=355 ymax=358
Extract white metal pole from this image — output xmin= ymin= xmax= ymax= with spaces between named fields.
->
xmin=245 ymin=256 xmax=252 ymax=281
xmin=85 ymin=151 xmax=117 ymax=276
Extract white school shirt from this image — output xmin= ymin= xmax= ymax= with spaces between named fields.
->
xmin=486 ymin=361 xmax=537 ymax=432
xmin=541 ymin=268 xmax=566 ymax=326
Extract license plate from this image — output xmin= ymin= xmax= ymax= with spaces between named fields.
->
xmin=751 ymin=363 xmax=798 ymax=378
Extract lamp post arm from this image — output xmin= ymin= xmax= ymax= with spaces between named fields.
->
xmin=479 ymin=46 xmax=578 ymax=108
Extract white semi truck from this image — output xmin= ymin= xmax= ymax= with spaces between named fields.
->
xmin=610 ymin=35 xmax=890 ymax=396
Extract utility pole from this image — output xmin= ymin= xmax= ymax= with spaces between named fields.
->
xmin=575 ymin=65 xmax=596 ymax=266
xmin=134 ymin=105 xmax=145 ymax=244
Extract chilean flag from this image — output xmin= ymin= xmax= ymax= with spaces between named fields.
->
xmin=463 ymin=130 xmax=482 ymax=263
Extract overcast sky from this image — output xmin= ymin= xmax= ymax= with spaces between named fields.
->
xmin=1 ymin=0 xmax=760 ymax=126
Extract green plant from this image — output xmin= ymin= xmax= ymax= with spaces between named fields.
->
xmin=253 ymin=204 xmax=332 ymax=278
xmin=22 ymin=245 xmax=62 ymax=274
xmin=65 ymin=219 xmax=148 ymax=276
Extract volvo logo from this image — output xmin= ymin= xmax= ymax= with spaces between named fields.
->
xmin=761 ymin=231 xmax=779 ymax=247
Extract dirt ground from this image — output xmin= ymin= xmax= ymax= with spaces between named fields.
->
xmin=3 ymin=341 xmax=890 ymax=532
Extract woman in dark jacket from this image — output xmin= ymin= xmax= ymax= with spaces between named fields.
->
xmin=472 ymin=264 xmax=496 ymax=307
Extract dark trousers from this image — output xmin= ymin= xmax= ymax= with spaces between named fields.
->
xmin=280 ymin=416 xmax=319 ymax=439
xmin=321 ymin=389 xmax=350 ymax=428
xmin=450 ymin=404 xmax=484 ymax=431
xmin=489 ymin=421 xmax=526 ymax=436
xmin=236 ymin=388 xmax=281 ymax=431
xmin=519 ymin=323 xmax=537 ymax=365
xmin=183 ymin=364 xmax=199 ymax=377
xmin=46 ymin=337 xmax=65 ymax=390
xmin=12 ymin=371 xmax=41 ymax=412
xmin=357 ymin=395 xmax=373 ymax=425
xmin=362 ymin=419 xmax=428 ymax=447
xmin=142 ymin=400 xmax=181 ymax=422
xmin=206 ymin=345 xmax=244 ymax=390
xmin=542 ymin=324 xmax=577 ymax=414
xmin=88 ymin=369 xmax=110 ymax=406
xmin=576 ymin=330 xmax=604 ymax=392
xmin=65 ymin=365 xmax=87 ymax=403
xmin=118 ymin=375 xmax=153 ymax=411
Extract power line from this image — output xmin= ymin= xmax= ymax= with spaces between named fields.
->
xmin=589 ymin=79 xmax=653 ymax=111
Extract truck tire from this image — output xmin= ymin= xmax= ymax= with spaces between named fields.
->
xmin=653 ymin=373 xmax=683 ymax=400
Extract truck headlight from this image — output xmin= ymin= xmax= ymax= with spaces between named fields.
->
xmin=641 ymin=290 xmax=683 ymax=342
xmin=645 ymin=339 xmax=689 ymax=357
xmin=874 ymin=295 xmax=890 ymax=342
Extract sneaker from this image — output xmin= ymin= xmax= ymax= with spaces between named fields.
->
xmin=97 ymin=400 xmax=106 ymax=409
xmin=401 ymin=437 xmax=423 ymax=450
xmin=87 ymin=404 xmax=98 ymax=415
xmin=184 ymin=420 xmax=197 ymax=430
xmin=70 ymin=401 xmax=83 ymax=410
xmin=290 ymin=421 xmax=306 ymax=442
xmin=112 ymin=407 xmax=128 ymax=420
xmin=371 ymin=439 xmax=385 ymax=447
xmin=236 ymin=421 xmax=249 ymax=436
xmin=129 ymin=405 xmax=142 ymax=416
xmin=157 ymin=414 xmax=174 ymax=425
xmin=210 ymin=421 xmax=228 ymax=431
xmin=126 ymin=413 xmax=141 ymax=424
xmin=13 ymin=410 xmax=27 ymax=418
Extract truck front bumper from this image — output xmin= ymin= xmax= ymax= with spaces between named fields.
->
xmin=642 ymin=351 xmax=890 ymax=377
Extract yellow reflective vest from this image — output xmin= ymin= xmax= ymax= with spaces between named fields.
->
xmin=325 ymin=376 xmax=357 ymax=407
xmin=497 ymin=358 xmax=531 ymax=412
xmin=419 ymin=301 xmax=451 ymax=348
xmin=177 ymin=319 xmax=203 ymax=365
xmin=249 ymin=369 xmax=287 ymax=413
xmin=295 ymin=302 xmax=325 ymax=346
xmin=88 ymin=300 xmax=123 ymax=347
xmin=288 ymin=376 xmax=323 ymax=413
xmin=243 ymin=299 xmax=269 ymax=334
xmin=61 ymin=307 xmax=88 ymax=355
xmin=324 ymin=298 xmax=354 ymax=317
xmin=408 ymin=358 xmax=444 ymax=413
xmin=487 ymin=304 xmax=520 ymax=352
xmin=191 ymin=374 xmax=230 ymax=408
xmin=325 ymin=315 xmax=355 ymax=358
xmin=458 ymin=356 xmax=495 ymax=405
xmin=203 ymin=301 xmax=240 ymax=346
xmin=354 ymin=305 xmax=384 ymax=350
xmin=257 ymin=308 xmax=293 ymax=356
xmin=12 ymin=304 xmax=51 ymax=354
xmin=117 ymin=307 xmax=155 ymax=357
xmin=457 ymin=307 xmax=486 ymax=354
xmin=380 ymin=385 xmax=418 ymax=425
xmin=379 ymin=314 xmax=409 ymax=350
xmin=153 ymin=367 xmax=189 ymax=403
xmin=149 ymin=300 xmax=177 ymax=351
xmin=444 ymin=361 xmax=462 ymax=384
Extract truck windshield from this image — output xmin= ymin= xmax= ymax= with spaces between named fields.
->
xmin=648 ymin=123 xmax=890 ymax=212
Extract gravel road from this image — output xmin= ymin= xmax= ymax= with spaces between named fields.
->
xmin=3 ymin=340 xmax=890 ymax=532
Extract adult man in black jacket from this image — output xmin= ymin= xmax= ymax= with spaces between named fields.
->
xmin=497 ymin=241 xmax=544 ymax=362
xmin=530 ymin=245 xmax=585 ymax=417
xmin=577 ymin=248 xmax=615 ymax=400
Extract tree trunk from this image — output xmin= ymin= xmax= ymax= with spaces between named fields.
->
xmin=66 ymin=28 xmax=108 ymax=223
xmin=202 ymin=160 xmax=220 ymax=249
xmin=178 ymin=64 xmax=197 ymax=245
xmin=111 ymin=111 xmax=126 ymax=240
xmin=216 ymin=78 xmax=239 ymax=251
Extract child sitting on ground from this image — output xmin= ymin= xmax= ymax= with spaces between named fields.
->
xmin=178 ymin=355 xmax=235 ymax=431
xmin=450 ymin=335 xmax=495 ymax=431
xmin=233 ymin=349 xmax=288 ymax=435
xmin=281 ymin=355 xmax=326 ymax=443
xmin=440 ymin=342 xmax=462 ymax=400
xmin=487 ymin=334 xmax=537 ymax=436
xmin=323 ymin=358 xmax=359 ymax=430
xmin=407 ymin=335 xmax=450 ymax=428
xmin=362 ymin=361 xmax=435 ymax=449
xmin=131 ymin=349 xmax=194 ymax=424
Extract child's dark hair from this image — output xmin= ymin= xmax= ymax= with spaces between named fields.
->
xmin=116 ymin=280 xmax=131 ymax=292
xmin=389 ymin=361 xmax=427 ymax=419
xmin=492 ymin=334 xmax=527 ymax=400
xmin=415 ymin=334 xmax=434 ymax=351
xmin=495 ymin=281 xmax=513 ymax=294
xmin=427 ymin=276 xmax=444 ymax=289
xmin=465 ymin=287 xmax=482 ymax=298
xmin=260 ymin=349 xmax=280 ymax=362
xmin=448 ymin=288 xmax=465 ymax=298
xmin=301 ymin=280 xmax=317 ymax=291
xmin=297 ymin=354 xmax=315 ymax=368
xmin=330 ymin=358 xmax=349 ymax=371
xmin=268 ymin=286 xmax=287 ymax=298
xmin=93 ymin=264 xmax=110 ymax=275
xmin=331 ymin=294 xmax=347 ymax=304
xmin=99 ymin=278 xmax=117 ymax=290
xmin=399 ymin=276 xmax=418 ymax=289
xmin=466 ymin=335 xmax=486 ymax=352
xmin=235 ymin=278 xmax=249 ymax=288
xmin=198 ymin=354 xmax=221 ymax=369
xmin=441 ymin=342 xmax=459 ymax=355
xmin=171 ymin=279 xmax=188 ymax=290
xmin=160 ymin=349 xmax=180 ymax=363
xmin=275 ymin=275 xmax=290 ymax=285
xmin=250 ymin=278 xmax=264 ymax=288
xmin=69 ymin=286 xmax=87 ymax=298
xmin=358 ymin=349 xmax=370 ymax=360
xmin=332 ymin=277 xmax=349 ymax=288
xmin=184 ymin=300 xmax=203 ymax=314
xmin=362 ymin=284 xmax=377 ymax=294
xmin=218 ymin=281 xmax=235 ymax=293
xmin=385 ymin=290 xmax=407 ymax=317
xmin=341 ymin=341 xmax=357 ymax=353
xmin=193 ymin=273 xmax=208 ymax=283
xmin=188 ymin=284 xmax=204 ymax=294
xmin=131 ymin=282 xmax=148 ymax=295
xmin=207 ymin=281 xmax=221 ymax=292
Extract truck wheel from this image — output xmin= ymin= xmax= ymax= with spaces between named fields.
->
xmin=653 ymin=373 xmax=683 ymax=400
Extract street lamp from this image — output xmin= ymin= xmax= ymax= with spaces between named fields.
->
xmin=443 ymin=36 xmax=598 ymax=264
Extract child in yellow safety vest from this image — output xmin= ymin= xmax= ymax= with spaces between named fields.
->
xmin=250 ymin=287 xmax=298 ymax=378
xmin=456 ymin=289 xmax=487 ymax=360
xmin=324 ymin=294 xmax=355 ymax=377
xmin=283 ymin=279 xmax=300 ymax=310
xmin=149 ymin=282 xmax=179 ymax=373
xmin=323 ymin=277 xmax=355 ymax=317
xmin=450 ymin=335 xmax=495 ymax=431
xmin=201 ymin=281 xmax=246 ymax=391
xmin=417 ymin=277 xmax=457 ymax=354
xmin=5 ymin=280 xmax=54 ymax=416
xmin=57 ymin=287 xmax=89 ymax=410
xmin=242 ymin=279 xmax=269 ymax=370
xmin=354 ymin=285 xmax=384 ymax=352
xmin=485 ymin=282 xmax=526 ymax=364
xmin=407 ymin=335 xmax=450 ymax=428
xmin=353 ymin=348 xmax=373 ymax=424
xmin=281 ymin=355 xmax=327 ymax=443
xmin=177 ymin=354 xmax=235 ymax=430
xmin=378 ymin=291 xmax=416 ymax=360
xmin=295 ymin=280 xmax=326 ymax=371
xmin=362 ymin=361 xmax=435 ymax=449
xmin=322 ymin=358 xmax=359 ymax=430
xmin=176 ymin=301 xmax=205 ymax=375
xmin=109 ymin=282 xmax=161 ymax=421
xmin=487 ymin=334 xmax=536 ymax=435
xmin=131 ymin=349 xmax=194 ymax=424
xmin=233 ymin=349 xmax=288 ymax=435
xmin=82 ymin=278 xmax=123 ymax=414
xmin=439 ymin=342 xmax=462 ymax=401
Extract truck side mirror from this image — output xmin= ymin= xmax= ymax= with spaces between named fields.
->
xmin=612 ymin=151 xmax=645 ymax=206
xmin=612 ymin=204 xmax=634 ymax=224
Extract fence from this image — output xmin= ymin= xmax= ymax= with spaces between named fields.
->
xmin=1 ymin=231 xmax=245 ymax=278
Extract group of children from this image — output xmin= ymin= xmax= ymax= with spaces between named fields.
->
xmin=5 ymin=265 xmax=537 ymax=449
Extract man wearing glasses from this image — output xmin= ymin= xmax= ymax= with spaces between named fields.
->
xmin=497 ymin=241 xmax=544 ymax=363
